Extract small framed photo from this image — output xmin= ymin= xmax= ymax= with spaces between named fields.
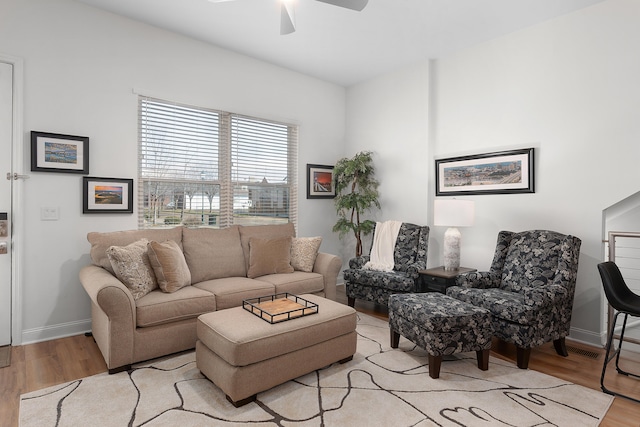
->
xmin=435 ymin=148 xmax=535 ymax=196
xmin=306 ymin=164 xmax=335 ymax=199
xmin=31 ymin=131 xmax=89 ymax=174
xmin=83 ymin=177 xmax=134 ymax=214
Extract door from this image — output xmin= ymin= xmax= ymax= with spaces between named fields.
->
xmin=0 ymin=61 xmax=13 ymax=346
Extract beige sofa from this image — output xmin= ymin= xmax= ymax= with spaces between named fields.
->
xmin=79 ymin=223 xmax=341 ymax=374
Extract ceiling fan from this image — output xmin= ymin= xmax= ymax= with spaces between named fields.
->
xmin=209 ymin=0 xmax=369 ymax=35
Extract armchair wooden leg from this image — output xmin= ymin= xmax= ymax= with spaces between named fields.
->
xmin=553 ymin=337 xmax=568 ymax=357
xmin=347 ymin=297 xmax=355 ymax=307
xmin=516 ymin=347 xmax=531 ymax=369
xmin=428 ymin=354 xmax=442 ymax=379
xmin=476 ymin=349 xmax=490 ymax=371
xmin=390 ymin=329 xmax=400 ymax=348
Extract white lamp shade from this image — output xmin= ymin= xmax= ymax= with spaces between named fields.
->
xmin=433 ymin=199 xmax=475 ymax=227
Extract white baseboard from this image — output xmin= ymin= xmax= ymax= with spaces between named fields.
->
xmin=21 ymin=319 xmax=92 ymax=345
xmin=568 ymin=326 xmax=605 ymax=347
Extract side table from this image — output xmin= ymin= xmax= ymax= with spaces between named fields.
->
xmin=418 ymin=266 xmax=476 ymax=294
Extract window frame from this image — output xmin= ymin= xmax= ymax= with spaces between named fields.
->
xmin=138 ymin=96 xmax=297 ymax=229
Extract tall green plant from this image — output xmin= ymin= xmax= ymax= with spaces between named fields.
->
xmin=332 ymin=151 xmax=380 ymax=257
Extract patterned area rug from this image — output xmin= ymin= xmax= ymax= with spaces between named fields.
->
xmin=20 ymin=313 xmax=613 ymax=426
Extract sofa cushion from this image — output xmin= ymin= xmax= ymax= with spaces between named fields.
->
xmin=194 ymin=277 xmax=275 ymax=310
xmin=147 ymin=240 xmax=191 ymax=293
xmin=88 ymin=227 xmax=183 ymax=274
xmin=106 ymin=239 xmax=157 ymax=300
xmin=290 ymin=236 xmax=322 ymax=272
xmin=239 ymin=223 xmax=295 ymax=272
xmin=247 ymin=236 xmax=294 ymax=278
xmin=256 ymin=271 xmax=325 ymax=296
xmin=135 ymin=286 xmax=216 ymax=328
xmin=182 ymin=226 xmax=246 ymax=283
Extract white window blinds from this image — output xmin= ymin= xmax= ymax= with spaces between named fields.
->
xmin=138 ymin=96 xmax=297 ymax=229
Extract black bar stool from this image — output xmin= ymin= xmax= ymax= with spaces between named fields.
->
xmin=597 ymin=261 xmax=640 ymax=403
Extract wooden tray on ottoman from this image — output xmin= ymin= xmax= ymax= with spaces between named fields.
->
xmin=242 ymin=293 xmax=318 ymax=324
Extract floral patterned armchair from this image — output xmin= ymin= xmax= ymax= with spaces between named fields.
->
xmin=343 ymin=223 xmax=429 ymax=307
xmin=446 ymin=230 xmax=581 ymax=369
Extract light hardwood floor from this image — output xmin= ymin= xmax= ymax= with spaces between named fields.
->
xmin=2 ymin=286 xmax=640 ymax=427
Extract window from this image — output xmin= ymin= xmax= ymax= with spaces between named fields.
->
xmin=139 ymin=97 xmax=297 ymax=229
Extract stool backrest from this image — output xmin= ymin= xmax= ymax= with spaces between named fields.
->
xmin=598 ymin=261 xmax=640 ymax=314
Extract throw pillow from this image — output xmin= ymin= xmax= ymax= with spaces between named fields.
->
xmin=106 ymin=239 xmax=157 ymax=300
xmin=182 ymin=226 xmax=246 ymax=282
xmin=290 ymin=236 xmax=322 ymax=272
xmin=147 ymin=240 xmax=192 ymax=293
xmin=247 ymin=236 xmax=294 ymax=279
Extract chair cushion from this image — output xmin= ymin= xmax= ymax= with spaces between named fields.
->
xmin=343 ymin=268 xmax=416 ymax=292
xmin=500 ymin=230 xmax=564 ymax=292
xmin=393 ymin=223 xmax=422 ymax=272
xmin=446 ymin=286 xmax=542 ymax=325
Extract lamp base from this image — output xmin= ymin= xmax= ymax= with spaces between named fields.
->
xmin=443 ymin=227 xmax=461 ymax=271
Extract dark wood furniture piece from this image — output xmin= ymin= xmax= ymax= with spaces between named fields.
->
xmin=418 ymin=266 xmax=476 ymax=293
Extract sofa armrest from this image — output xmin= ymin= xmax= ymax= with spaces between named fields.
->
xmin=312 ymin=252 xmax=342 ymax=301
xmin=79 ymin=265 xmax=136 ymax=371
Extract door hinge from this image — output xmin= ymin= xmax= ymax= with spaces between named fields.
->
xmin=6 ymin=173 xmax=29 ymax=180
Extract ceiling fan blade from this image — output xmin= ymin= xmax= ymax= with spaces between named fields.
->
xmin=280 ymin=2 xmax=296 ymax=35
xmin=314 ymin=0 xmax=368 ymax=12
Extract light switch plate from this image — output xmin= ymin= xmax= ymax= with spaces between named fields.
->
xmin=41 ymin=207 xmax=59 ymax=221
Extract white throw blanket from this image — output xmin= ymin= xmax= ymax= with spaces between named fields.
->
xmin=364 ymin=220 xmax=402 ymax=272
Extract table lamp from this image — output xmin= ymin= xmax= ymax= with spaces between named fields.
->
xmin=433 ymin=199 xmax=475 ymax=271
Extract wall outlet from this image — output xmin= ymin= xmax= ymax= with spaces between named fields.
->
xmin=41 ymin=207 xmax=59 ymax=221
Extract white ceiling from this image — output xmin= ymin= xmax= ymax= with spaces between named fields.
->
xmin=76 ymin=0 xmax=604 ymax=87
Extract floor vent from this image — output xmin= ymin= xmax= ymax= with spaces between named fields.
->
xmin=566 ymin=345 xmax=600 ymax=360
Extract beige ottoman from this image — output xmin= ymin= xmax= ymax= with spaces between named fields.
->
xmin=196 ymin=294 xmax=357 ymax=407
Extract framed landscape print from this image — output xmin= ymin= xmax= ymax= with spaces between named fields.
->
xmin=435 ymin=148 xmax=535 ymax=196
xmin=306 ymin=164 xmax=335 ymax=199
xmin=83 ymin=177 xmax=133 ymax=213
xmin=31 ymin=131 xmax=89 ymax=174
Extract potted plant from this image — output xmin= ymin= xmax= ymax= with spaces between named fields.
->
xmin=332 ymin=151 xmax=380 ymax=257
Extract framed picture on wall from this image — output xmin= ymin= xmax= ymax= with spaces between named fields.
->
xmin=306 ymin=164 xmax=335 ymax=199
xmin=83 ymin=177 xmax=134 ymax=213
xmin=435 ymin=148 xmax=535 ymax=196
xmin=30 ymin=131 xmax=89 ymax=174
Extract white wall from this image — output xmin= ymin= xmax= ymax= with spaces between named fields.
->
xmin=346 ymin=0 xmax=640 ymax=346
xmin=434 ymin=0 xmax=640 ymax=345
xmin=344 ymin=62 xmax=431 ymax=259
xmin=0 ymin=0 xmax=346 ymax=343
xmin=4 ymin=0 xmax=638 ymax=348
